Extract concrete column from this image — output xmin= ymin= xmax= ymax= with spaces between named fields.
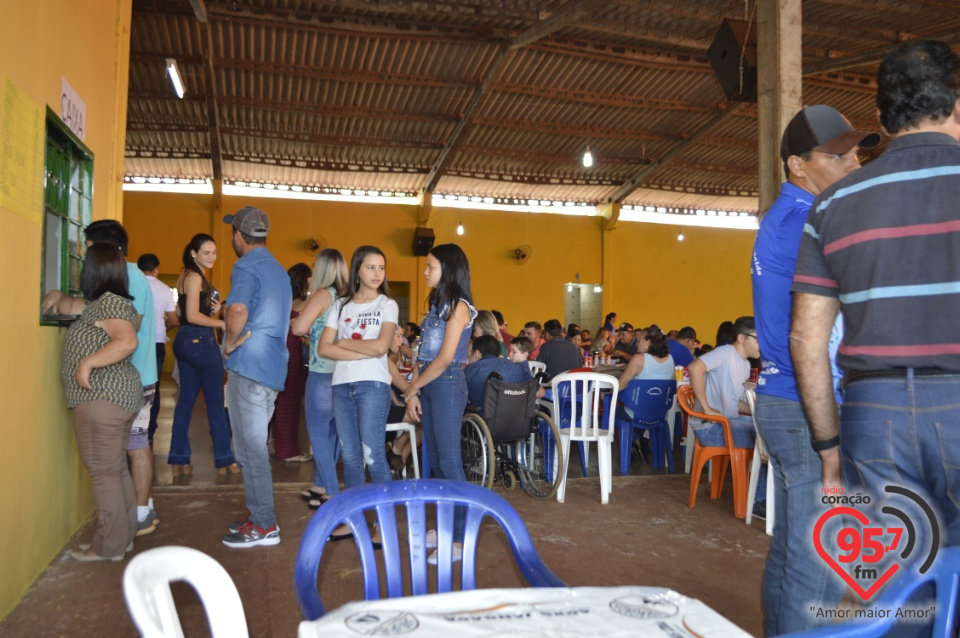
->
xmin=757 ymin=0 xmax=802 ymax=216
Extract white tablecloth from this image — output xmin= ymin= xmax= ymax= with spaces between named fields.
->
xmin=298 ymin=586 xmax=751 ymax=637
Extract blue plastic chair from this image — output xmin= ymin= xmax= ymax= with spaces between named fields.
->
xmin=614 ymin=379 xmax=677 ymax=475
xmin=780 ymin=546 xmax=960 ymax=637
xmin=293 ymin=479 xmax=566 ymax=620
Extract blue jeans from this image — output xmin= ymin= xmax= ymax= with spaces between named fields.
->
xmin=226 ymin=371 xmax=279 ymax=529
xmin=755 ymin=394 xmax=844 ymax=636
xmin=842 ymin=373 xmax=960 ymax=551
xmin=421 ymin=365 xmax=469 ymax=541
xmin=168 ymin=325 xmax=236 ymax=467
xmin=693 ymin=415 xmax=756 ymax=448
xmin=333 ymin=381 xmax=392 ymax=489
xmin=306 ymin=372 xmax=340 ymax=495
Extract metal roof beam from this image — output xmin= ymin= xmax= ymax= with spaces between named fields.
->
xmin=509 ymin=0 xmax=609 ymax=49
xmin=220 ymin=126 xmax=444 ymax=150
xmin=218 ymin=96 xmax=458 ymax=123
xmin=803 ymin=29 xmax=960 ymax=75
xmin=421 ymin=46 xmax=513 ymax=193
xmin=222 ymin=153 xmax=427 ymax=175
xmin=607 ymin=101 xmax=743 ymax=203
xmin=196 ymin=0 xmax=223 ymax=180
xmin=493 ymin=81 xmax=720 ymax=113
xmin=216 ymin=59 xmax=477 ymax=90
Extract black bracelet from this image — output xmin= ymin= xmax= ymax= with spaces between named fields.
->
xmin=811 ymin=435 xmax=840 ymax=452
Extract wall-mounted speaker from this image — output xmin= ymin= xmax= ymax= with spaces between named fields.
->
xmin=413 ymin=227 xmax=435 ymax=256
xmin=707 ymin=19 xmax=758 ymax=103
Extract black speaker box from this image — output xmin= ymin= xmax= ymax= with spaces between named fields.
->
xmin=413 ymin=227 xmax=435 ymax=256
xmin=707 ymin=19 xmax=758 ymax=103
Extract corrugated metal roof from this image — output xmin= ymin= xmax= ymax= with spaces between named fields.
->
xmin=126 ymin=0 xmax=960 ymax=215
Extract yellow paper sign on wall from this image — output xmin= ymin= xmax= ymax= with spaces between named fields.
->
xmin=1 ymin=76 xmax=44 ymax=225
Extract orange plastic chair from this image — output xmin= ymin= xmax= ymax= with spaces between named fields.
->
xmin=676 ymin=385 xmax=753 ymax=519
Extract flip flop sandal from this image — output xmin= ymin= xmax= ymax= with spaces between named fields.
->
xmin=300 ymin=488 xmax=326 ymax=503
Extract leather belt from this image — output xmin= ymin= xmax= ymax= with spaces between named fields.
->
xmin=844 ymin=367 xmax=957 ymax=387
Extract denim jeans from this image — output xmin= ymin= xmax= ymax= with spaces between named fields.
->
xmin=755 ymin=394 xmax=844 ymax=635
xmin=226 ymin=371 xmax=279 ymax=529
xmin=306 ymin=372 xmax=340 ymax=495
xmin=148 ymin=342 xmax=165 ymax=442
xmin=333 ymin=381 xmax=392 ymax=489
xmin=421 ymin=365 xmax=469 ymax=541
xmin=842 ymin=373 xmax=960 ymax=552
xmin=168 ymin=325 xmax=236 ymax=467
xmin=693 ymin=415 xmax=756 ymax=448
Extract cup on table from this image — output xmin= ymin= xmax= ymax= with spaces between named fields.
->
xmin=674 ymin=365 xmax=684 ymax=382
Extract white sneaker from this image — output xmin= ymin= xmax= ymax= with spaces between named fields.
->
xmin=427 ymin=543 xmax=463 ymax=565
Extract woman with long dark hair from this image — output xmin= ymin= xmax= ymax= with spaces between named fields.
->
xmin=61 ymin=243 xmax=143 ymax=560
xmin=271 ymin=262 xmax=312 ymax=462
xmin=291 ymin=249 xmax=348 ymax=510
xmin=318 ymin=246 xmax=398 ymax=539
xmin=403 ymin=243 xmax=476 ymax=562
xmin=167 ymin=233 xmax=239 ymax=477
xmin=618 ymin=324 xmax=675 ymax=390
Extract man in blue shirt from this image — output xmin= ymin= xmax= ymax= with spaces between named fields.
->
xmin=221 ymin=206 xmax=292 ymax=548
xmin=465 ymin=335 xmax=537 ymax=410
xmin=751 ymin=105 xmax=878 ymax=634
xmin=667 ymin=326 xmax=697 ymax=368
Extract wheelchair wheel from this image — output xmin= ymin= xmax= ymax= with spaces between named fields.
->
xmin=503 ymin=470 xmax=517 ymax=491
xmin=461 ymin=413 xmax=495 ymax=490
xmin=516 ymin=410 xmax=564 ymax=500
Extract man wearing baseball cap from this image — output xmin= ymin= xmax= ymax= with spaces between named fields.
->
xmin=751 ymin=106 xmax=879 ymax=634
xmin=220 ymin=206 xmax=292 ymax=548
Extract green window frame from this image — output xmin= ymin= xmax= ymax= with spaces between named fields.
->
xmin=41 ymin=108 xmax=93 ymax=325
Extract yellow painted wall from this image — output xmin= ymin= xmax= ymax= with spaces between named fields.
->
xmin=607 ymin=222 xmax=755 ymax=343
xmin=0 ymin=0 xmax=132 ymax=620
xmin=124 ymin=192 xmax=754 ymax=340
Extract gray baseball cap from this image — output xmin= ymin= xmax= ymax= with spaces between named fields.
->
xmin=780 ymin=105 xmax=880 ymax=162
xmin=223 ymin=206 xmax=269 ymax=237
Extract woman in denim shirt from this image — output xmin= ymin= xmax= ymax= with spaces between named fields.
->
xmin=404 ymin=244 xmax=476 ymax=563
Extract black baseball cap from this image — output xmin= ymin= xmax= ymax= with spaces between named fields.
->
xmin=618 ymin=322 xmax=634 ymax=332
xmin=780 ymin=105 xmax=880 ymax=162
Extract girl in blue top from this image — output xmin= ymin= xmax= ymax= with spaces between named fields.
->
xmin=404 ymin=244 xmax=476 ymax=562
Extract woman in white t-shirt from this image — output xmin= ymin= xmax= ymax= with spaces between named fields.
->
xmin=318 ymin=246 xmax=398 ymax=540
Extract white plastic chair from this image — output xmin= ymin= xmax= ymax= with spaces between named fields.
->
xmin=123 ymin=546 xmax=249 ymax=638
xmin=743 ymin=388 xmax=774 ymax=535
xmin=527 ymin=360 xmax=547 ymax=378
xmin=551 ymin=372 xmax=619 ymax=504
xmin=385 ymin=422 xmax=419 ymax=478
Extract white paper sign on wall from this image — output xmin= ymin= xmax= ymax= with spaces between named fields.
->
xmin=60 ymin=78 xmax=86 ymax=141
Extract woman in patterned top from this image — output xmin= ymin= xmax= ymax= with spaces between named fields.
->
xmin=60 ymin=243 xmax=144 ymax=561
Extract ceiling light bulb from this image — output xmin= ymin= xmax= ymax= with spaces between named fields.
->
xmin=166 ymin=58 xmax=185 ymax=99
xmin=678 ymin=231 xmax=685 ymax=241
xmin=457 ymin=222 xmax=464 ymax=236
xmin=583 ymin=147 xmax=594 ymax=168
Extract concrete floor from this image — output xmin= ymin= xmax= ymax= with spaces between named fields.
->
xmin=0 ymin=376 xmax=770 ymax=637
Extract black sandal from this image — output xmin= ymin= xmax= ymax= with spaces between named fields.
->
xmin=300 ymin=488 xmax=326 ymax=503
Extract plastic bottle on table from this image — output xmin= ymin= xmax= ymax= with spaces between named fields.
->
xmin=584 ymin=352 xmax=593 ymax=368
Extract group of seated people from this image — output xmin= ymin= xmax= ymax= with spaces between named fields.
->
xmin=390 ymin=311 xmax=765 ymax=513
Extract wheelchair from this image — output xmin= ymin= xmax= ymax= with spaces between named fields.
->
xmin=460 ymin=375 xmax=564 ymax=500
